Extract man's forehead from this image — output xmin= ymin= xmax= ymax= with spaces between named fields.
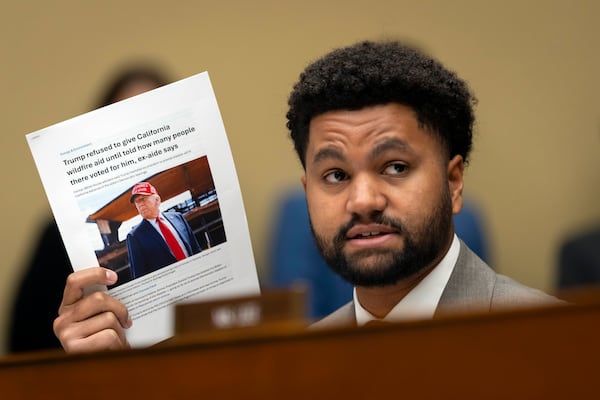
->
xmin=310 ymin=137 xmax=415 ymax=165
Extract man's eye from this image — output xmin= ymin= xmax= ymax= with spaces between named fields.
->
xmin=323 ymin=170 xmax=348 ymax=183
xmin=383 ymin=162 xmax=408 ymax=175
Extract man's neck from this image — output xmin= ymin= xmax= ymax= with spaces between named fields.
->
xmin=355 ymin=263 xmax=437 ymax=318
xmin=145 ymin=212 xmax=162 ymax=222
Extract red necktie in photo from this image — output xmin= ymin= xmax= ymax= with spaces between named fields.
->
xmin=156 ymin=217 xmax=186 ymax=261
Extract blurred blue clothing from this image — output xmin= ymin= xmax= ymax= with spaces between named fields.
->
xmin=268 ymin=190 xmax=492 ymax=320
xmin=269 ymin=192 xmax=351 ymax=320
xmin=454 ymin=198 xmax=491 ymax=264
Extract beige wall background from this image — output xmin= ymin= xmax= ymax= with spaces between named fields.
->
xmin=1 ymin=1 xmax=598 ymax=355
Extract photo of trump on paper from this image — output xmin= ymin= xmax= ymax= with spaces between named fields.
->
xmin=86 ymin=157 xmax=226 ymax=287
xmin=126 ymin=181 xmax=202 ymax=279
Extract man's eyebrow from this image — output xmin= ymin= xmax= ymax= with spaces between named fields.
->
xmin=311 ymin=138 xmax=413 ymax=165
xmin=369 ymin=138 xmax=414 ymax=159
xmin=312 ymin=147 xmax=346 ymax=165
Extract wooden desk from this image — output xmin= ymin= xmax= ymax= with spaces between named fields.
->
xmin=1 ymin=301 xmax=598 ymax=399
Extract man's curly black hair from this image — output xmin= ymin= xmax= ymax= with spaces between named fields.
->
xmin=286 ymin=40 xmax=477 ymax=169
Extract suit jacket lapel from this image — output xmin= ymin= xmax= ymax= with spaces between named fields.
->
xmin=162 ymin=213 xmax=192 ymax=254
xmin=435 ymin=239 xmax=496 ymax=316
xmin=140 ymin=219 xmax=172 ymax=254
xmin=309 ymin=301 xmax=356 ymax=329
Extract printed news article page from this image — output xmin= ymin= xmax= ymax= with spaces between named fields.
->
xmin=26 ymin=72 xmax=260 ymax=347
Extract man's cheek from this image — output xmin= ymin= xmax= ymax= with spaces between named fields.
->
xmin=309 ymin=211 xmax=327 ymax=235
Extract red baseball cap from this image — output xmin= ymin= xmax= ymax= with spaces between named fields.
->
xmin=130 ymin=182 xmax=158 ymax=203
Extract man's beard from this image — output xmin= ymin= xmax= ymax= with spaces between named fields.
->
xmin=310 ymin=188 xmax=453 ymax=287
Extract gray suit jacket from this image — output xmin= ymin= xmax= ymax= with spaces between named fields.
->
xmin=311 ymin=240 xmax=564 ymax=329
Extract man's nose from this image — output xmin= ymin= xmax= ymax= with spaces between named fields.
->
xmin=345 ymin=174 xmax=386 ymax=216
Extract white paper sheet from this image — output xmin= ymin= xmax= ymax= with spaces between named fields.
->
xmin=26 ymin=72 xmax=260 ymax=347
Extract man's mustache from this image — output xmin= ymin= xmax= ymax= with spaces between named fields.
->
xmin=336 ymin=212 xmax=405 ymax=241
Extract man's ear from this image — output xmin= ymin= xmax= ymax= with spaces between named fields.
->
xmin=448 ymin=155 xmax=464 ymax=215
xmin=301 ymin=175 xmax=307 ymax=192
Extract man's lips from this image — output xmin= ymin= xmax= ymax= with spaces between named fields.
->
xmin=345 ymin=224 xmax=398 ymax=240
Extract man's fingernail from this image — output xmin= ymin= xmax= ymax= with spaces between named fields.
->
xmin=106 ymin=270 xmax=118 ymax=282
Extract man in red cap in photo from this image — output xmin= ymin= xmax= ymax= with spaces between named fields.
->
xmin=126 ymin=181 xmax=201 ymax=279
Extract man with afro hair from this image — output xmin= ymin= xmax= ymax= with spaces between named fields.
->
xmin=286 ymin=40 xmax=563 ymax=327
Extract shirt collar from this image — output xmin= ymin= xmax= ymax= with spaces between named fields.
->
xmin=354 ymin=234 xmax=460 ymax=326
xmin=145 ymin=212 xmax=165 ymax=225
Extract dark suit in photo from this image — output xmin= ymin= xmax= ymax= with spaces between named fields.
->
xmin=126 ymin=212 xmax=201 ymax=279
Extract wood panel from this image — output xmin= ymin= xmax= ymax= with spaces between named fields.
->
xmin=1 ymin=301 xmax=598 ymax=399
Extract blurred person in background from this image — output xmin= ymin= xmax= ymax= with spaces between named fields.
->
xmin=7 ymin=63 xmax=170 ymax=353
xmin=557 ymin=226 xmax=600 ymax=294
